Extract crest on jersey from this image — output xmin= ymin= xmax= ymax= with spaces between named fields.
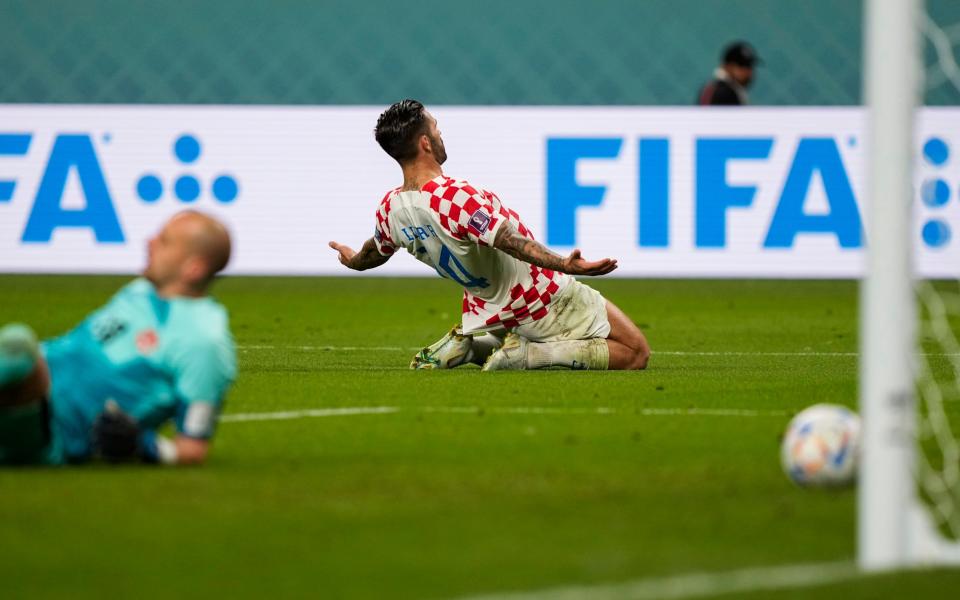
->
xmin=136 ymin=329 xmax=159 ymax=354
xmin=469 ymin=210 xmax=491 ymax=234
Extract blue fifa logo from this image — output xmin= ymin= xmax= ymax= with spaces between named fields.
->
xmin=919 ymin=137 xmax=953 ymax=248
xmin=0 ymin=132 xmax=239 ymax=243
xmin=546 ymin=135 xmax=864 ymax=249
xmin=1 ymin=134 xmax=123 ymax=242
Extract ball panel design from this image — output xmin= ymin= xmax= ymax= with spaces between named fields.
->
xmin=781 ymin=403 xmax=860 ymax=487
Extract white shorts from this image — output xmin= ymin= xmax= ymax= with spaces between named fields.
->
xmin=513 ymin=280 xmax=611 ymax=343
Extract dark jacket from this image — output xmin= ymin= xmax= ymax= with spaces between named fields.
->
xmin=697 ymin=69 xmax=748 ymax=105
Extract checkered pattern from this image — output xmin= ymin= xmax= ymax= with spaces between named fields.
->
xmin=375 ymin=175 xmax=571 ymax=333
xmin=373 ymin=189 xmax=399 ymax=256
xmin=423 ymin=178 xmax=502 ymax=246
xmin=465 ymin=265 xmax=562 ymax=330
xmin=426 ymin=177 xmax=567 ymax=331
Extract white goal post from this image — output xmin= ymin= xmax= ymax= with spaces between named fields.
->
xmin=859 ymin=0 xmax=960 ymax=571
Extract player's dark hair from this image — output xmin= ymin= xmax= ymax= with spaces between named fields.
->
xmin=374 ymin=99 xmax=428 ymax=163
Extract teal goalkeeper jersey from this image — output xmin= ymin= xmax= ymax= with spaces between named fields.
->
xmin=41 ymin=278 xmax=236 ymax=463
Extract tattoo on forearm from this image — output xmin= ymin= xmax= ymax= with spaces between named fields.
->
xmin=348 ymin=238 xmax=390 ymax=271
xmin=494 ymin=224 xmax=566 ymax=272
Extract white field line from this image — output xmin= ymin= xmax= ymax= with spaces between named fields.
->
xmin=637 ymin=407 xmax=789 ymax=417
xmin=452 ymin=560 xmax=860 ymax=600
xmin=237 ymin=344 xmax=960 ymax=357
xmin=425 ymin=406 xmax=788 ymax=417
xmin=219 ymin=405 xmax=788 ymax=424
xmin=219 ymin=406 xmax=399 ymax=422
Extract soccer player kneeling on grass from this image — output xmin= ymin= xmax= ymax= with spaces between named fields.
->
xmin=0 ymin=211 xmax=236 ymax=466
xmin=329 ymin=100 xmax=650 ymax=371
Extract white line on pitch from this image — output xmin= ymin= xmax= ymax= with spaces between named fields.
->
xmin=423 ymin=406 xmax=618 ymax=415
xmin=452 ymin=560 xmax=860 ymax=600
xmin=638 ymin=407 xmax=789 ymax=417
xmin=425 ymin=406 xmax=787 ymax=417
xmin=219 ymin=405 xmax=788 ymax=424
xmin=219 ymin=406 xmax=399 ymax=422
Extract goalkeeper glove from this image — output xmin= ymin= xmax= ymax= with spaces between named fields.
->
xmin=92 ymin=400 xmax=141 ymax=463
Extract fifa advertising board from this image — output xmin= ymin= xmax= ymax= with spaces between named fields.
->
xmin=0 ymin=105 xmax=957 ymax=278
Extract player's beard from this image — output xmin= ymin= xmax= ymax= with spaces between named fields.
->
xmin=429 ymin=132 xmax=447 ymax=165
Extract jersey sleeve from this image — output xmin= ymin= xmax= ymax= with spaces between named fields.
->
xmin=373 ymin=191 xmax=398 ymax=256
xmin=169 ymin=334 xmax=237 ymax=439
xmin=423 ymin=179 xmax=505 ymax=247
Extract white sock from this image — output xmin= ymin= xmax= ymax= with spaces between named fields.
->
xmin=526 ymin=338 xmax=609 ymax=370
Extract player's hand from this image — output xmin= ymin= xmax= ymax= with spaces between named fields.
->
xmin=92 ymin=400 xmax=141 ymax=463
xmin=561 ymin=249 xmax=618 ymax=276
xmin=328 ymin=241 xmax=357 ymax=267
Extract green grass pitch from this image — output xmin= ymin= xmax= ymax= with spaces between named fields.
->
xmin=1 ymin=275 xmax=958 ymax=599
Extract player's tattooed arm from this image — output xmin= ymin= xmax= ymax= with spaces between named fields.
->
xmin=328 ymin=238 xmax=391 ymax=271
xmin=493 ymin=222 xmax=618 ymax=276
xmin=494 ymin=222 xmax=565 ymax=271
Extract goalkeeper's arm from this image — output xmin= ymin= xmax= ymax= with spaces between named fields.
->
xmin=143 ymin=433 xmax=209 ymax=466
xmin=94 ymin=402 xmax=211 ymax=466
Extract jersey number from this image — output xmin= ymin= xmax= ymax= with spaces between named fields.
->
xmin=437 ymin=246 xmax=489 ymax=289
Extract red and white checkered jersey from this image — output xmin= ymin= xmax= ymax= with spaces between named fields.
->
xmin=373 ymin=175 xmax=571 ymax=334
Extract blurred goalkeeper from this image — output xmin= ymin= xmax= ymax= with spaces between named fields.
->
xmin=330 ymin=99 xmax=650 ymax=372
xmin=0 ymin=211 xmax=236 ymax=466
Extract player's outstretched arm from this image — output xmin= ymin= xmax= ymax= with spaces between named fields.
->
xmin=328 ymin=237 xmax=391 ymax=271
xmin=145 ymin=433 xmax=210 ymax=466
xmin=493 ymin=222 xmax=618 ymax=276
xmin=173 ymin=436 xmax=209 ymax=465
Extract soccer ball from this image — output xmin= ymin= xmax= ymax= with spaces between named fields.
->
xmin=781 ymin=404 xmax=860 ymax=487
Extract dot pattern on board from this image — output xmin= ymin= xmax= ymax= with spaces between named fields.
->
xmin=135 ymin=134 xmax=239 ymax=205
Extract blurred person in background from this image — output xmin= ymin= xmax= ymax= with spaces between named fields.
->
xmin=330 ymin=100 xmax=650 ymax=372
xmin=697 ymin=40 xmax=762 ymax=105
xmin=0 ymin=211 xmax=235 ymax=466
